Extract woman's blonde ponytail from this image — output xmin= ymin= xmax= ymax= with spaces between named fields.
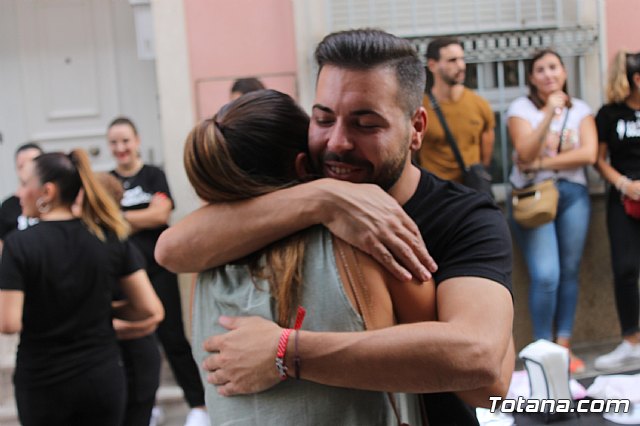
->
xmin=606 ymin=50 xmax=631 ymax=104
xmin=70 ymin=149 xmax=129 ymax=241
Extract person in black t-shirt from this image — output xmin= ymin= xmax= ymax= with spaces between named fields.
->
xmin=0 ymin=143 xmax=43 ymax=254
xmin=157 ymin=29 xmax=514 ymax=425
xmin=593 ymin=50 xmax=640 ymax=370
xmin=106 ymin=117 xmax=208 ymax=426
xmin=0 ymin=149 xmax=163 ymax=426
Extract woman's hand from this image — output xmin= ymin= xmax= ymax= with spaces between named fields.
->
xmin=544 ymin=91 xmax=569 ymax=116
xmin=625 ymin=180 xmax=640 ymax=201
xmin=516 ymin=157 xmax=540 ymax=174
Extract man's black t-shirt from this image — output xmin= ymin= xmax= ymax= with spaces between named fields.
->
xmin=0 ymin=219 xmax=145 ymax=388
xmin=595 ymin=103 xmax=640 ymax=179
xmin=0 ymin=196 xmax=38 ymax=241
xmin=111 ymin=165 xmax=173 ymax=273
xmin=404 ymin=169 xmax=513 ymax=425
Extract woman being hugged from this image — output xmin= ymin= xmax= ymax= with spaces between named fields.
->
xmin=593 ymin=50 xmax=640 ymax=370
xmin=0 ymin=150 xmax=163 ymax=426
xmin=507 ymin=49 xmax=597 ymax=373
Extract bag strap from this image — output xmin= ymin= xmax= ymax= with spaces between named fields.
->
xmin=556 ymin=108 xmax=570 ymax=155
xmin=428 ymin=92 xmax=467 ymax=172
xmin=334 ymin=238 xmax=429 ymax=426
xmin=549 ymin=108 xmax=570 ymax=177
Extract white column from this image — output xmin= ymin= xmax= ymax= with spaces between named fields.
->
xmin=150 ymin=0 xmax=198 ymax=222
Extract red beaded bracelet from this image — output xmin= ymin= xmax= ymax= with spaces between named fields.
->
xmin=275 ymin=306 xmax=306 ymax=380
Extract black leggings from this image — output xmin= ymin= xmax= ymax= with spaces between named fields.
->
xmin=150 ymin=268 xmax=205 ymax=407
xmin=606 ymin=190 xmax=640 ymax=336
xmin=119 ymin=335 xmax=161 ymax=426
xmin=15 ymin=356 xmax=126 ymax=426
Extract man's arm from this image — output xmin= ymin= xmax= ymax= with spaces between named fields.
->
xmin=480 ymin=128 xmax=495 ymax=168
xmin=155 ymin=179 xmax=436 ymax=281
xmin=456 ymin=334 xmax=515 ymax=408
xmin=203 ymin=277 xmax=513 ymax=395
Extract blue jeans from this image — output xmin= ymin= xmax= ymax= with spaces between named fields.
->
xmin=511 ymin=180 xmax=591 ymax=341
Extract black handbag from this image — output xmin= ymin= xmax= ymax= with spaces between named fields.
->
xmin=428 ymin=93 xmax=493 ymax=197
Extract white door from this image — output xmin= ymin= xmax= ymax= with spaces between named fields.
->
xmin=0 ymin=0 xmax=162 ymax=200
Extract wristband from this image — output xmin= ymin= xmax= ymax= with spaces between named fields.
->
xmin=275 ymin=329 xmax=293 ymax=380
xmin=294 ymin=329 xmax=301 ymax=380
xmin=274 ymin=306 xmax=306 ymax=381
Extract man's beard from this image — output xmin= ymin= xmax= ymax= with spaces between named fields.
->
xmin=442 ymin=71 xmax=465 ymax=86
xmin=309 ymin=144 xmax=408 ymax=192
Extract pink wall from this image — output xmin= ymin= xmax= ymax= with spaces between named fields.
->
xmin=605 ymin=0 xmax=640 ymax=63
xmin=183 ymin=0 xmax=298 ymax=120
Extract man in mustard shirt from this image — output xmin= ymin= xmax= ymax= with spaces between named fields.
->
xmin=419 ymin=37 xmax=495 ymax=183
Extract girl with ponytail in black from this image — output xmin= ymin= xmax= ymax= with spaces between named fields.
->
xmin=0 ymin=149 xmax=163 ymax=426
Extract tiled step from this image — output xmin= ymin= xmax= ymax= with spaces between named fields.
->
xmin=0 ymin=405 xmax=19 ymax=426
xmin=154 ymin=385 xmax=190 ymax=426
xmin=0 ymin=335 xmax=18 ymax=425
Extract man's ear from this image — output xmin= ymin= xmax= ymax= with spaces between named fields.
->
xmin=426 ymin=58 xmax=437 ymax=74
xmin=409 ymin=107 xmax=427 ymax=152
xmin=294 ymin=152 xmax=311 ymax=180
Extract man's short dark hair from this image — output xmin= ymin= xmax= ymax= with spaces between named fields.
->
xmin=314 ymin=28 xmax=426 ymax=116
xmin=425 ymin=37 xmax=463 ymax=61
xmin=231 ymin=78 xmax=266 ymax=96
xmin=15 ymin=142 xmax=43 ymax=159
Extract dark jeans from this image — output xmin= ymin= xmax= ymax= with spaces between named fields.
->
xmin=15 ymin=356 xmax=126 ymax=426
xmin=606 ymin=190 xmax=640 ymax=336
xmin=120 ymin=335 xmax=161 ymax=426
xmin=150 ymin=268 xmax=205 ymax=407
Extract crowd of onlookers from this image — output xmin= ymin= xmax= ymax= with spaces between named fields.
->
xmin=0 ymin=28 xmax=639 ymax=426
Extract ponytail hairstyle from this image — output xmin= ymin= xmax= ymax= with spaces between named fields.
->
xmin=527 ymin=49 xmax=572 ymax=109
xmin=34 ymin=149 xmax=129 ymax=241
xmin=606 ymin=50 xmax=640 ymax=103
xmin=184 ymin=89 xmax=310 ymax=327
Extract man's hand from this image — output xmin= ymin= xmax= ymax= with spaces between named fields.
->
xmin=202 ymin=316 xmax=282 ymax=396
xmin=316 ymin=179 xmax=436 ymax=282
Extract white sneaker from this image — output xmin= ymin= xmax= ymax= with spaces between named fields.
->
xmin=149 ymin=406 xmax=165 ymax=426
xmin=594 ymin=340 xmax=640 ymax=370
xmin=184 ymin=408 xmax=210 ymax=426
